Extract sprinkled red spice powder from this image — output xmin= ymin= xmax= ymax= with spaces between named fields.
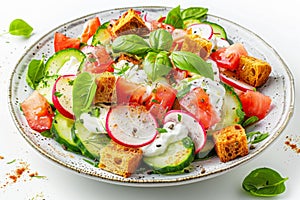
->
xmin=285 ymin=135 xmax=300 ymax=153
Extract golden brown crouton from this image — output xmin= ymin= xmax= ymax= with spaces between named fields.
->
xmin=213 ymin=124 xmax=248 ymax=162
xmin=94 ymin=72 xmax=116 ymax=104
xmin=117 ymin=53 xmax=142 ymax=65
xmin=181 ymin=34 xmax=212 ymax=59
xmin=111 ymin=9 xmax=150 ymax=37
xmin=98 ymin=141 xmax=143 ymax=178
xmin=237 ymin=55 xmax=272 ymax=87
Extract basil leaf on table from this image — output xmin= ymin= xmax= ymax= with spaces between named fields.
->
xmin=171 ymin=51 xmax=214 ymax=80
xmin=9 ymin=19 xmax=33 ymax=37
xmin=143 ymin=51 xmax=172 ymax=82
xmin=111 ymin=34 xmax=150 ymax=55
xmin=181 ymin=7 xmax=208 ymax=20
xmin=26 ymin=57 xmax=45 ymax=89
xmin=164 ymin=5 xmax=184 ymax=29
xmin=72 ymin=72 xmax=97 ymax=119
xmin=149 ymin=29 xmax=173 ymax=51
xmin=242 ymin=167 xmax=288 ymax=197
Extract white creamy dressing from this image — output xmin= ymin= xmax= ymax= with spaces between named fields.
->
xmin=114 ymin=60 xmax=148 ymax=84
xmin=58 ymin=56 xmax=81 ymax=75
xmin=79 ymin=107 xmax=109 ymax=133
xmin=142 ymin=121 xmax=188 ymax=157
xmin=209 ymin=34 xmax=230 ymax=50
xmin=190 ymin=77 xmax=226 ymax=118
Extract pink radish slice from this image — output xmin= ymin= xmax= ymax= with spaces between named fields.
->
xmin=187 ymin=23 xmax=213 ymax=40
xmin=219 ymin=73 xmax=255 ymax=92
xmin=52 ymin=75 xmax=76 ymax=119
xmin=106 ymin=105 xmax=158 ymax=148
xmin=163 ymin=110 xmax=206 ymax=154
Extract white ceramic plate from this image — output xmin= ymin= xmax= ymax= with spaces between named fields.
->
xmin=8 ymin=6 xmax=294 ymax=187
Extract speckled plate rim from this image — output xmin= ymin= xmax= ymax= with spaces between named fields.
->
xmin=7 ymin=6 xmax=295 ymax=187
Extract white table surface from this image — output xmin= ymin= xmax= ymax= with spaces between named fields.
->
xmin=0 ymin=0 xmax=299 ymax=199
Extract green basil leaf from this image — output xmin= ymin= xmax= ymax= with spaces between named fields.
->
xmin=164 ymin=5 xmax=184 ymax=29
xmin=181 ymin=7 xmax=208 ymax=20
xmin=143 ymin=51 xmax=172 ymax=82
xmin=9 ymin=19 xmax=33 ymax=37
xmin=26 ymin=57 xmax=45 ymax=89
xmin=246 ymin=131 xmax=269 ymax=144
xmin=149 ymin=29 xmax=173 ymax=51
xmin=171 ymin=51 xmax=214 ymax=79
xmin=111 ymin=34 xmax=150 ymax=55
xmin=242 ymin=167 xmax=288 ymax=197
xmin=72 ymin=72 xmax=97 ymax=119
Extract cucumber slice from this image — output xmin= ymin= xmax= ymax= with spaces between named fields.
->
xmin=91 ymin=22 xmax=111 ymax=46
xmin=36 ymin=75 xmax=59 ymax=105
xmin=214 ymin=83 xmax=245 ymax=130
xmin=45 ymin=48 xmax=86 ymax=76
xmin=72 ymin=120 xmax=111 ymax=160
xmin=195 ymin=137 xmax=215 ymax=160
xmin=51 ymin=112 xmax=80 ymax=153
xmin=203 ymin=21 xmax=227 ymax=39
xmin=143 ymin=137 xmax=194 ymax=174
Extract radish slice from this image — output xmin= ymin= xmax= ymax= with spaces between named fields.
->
xmin=52 ymin=75 xmax=76 ymax=119
xmin=219 ymin=72 xmax=255 ymax=92
xmin=163 ymin=110 xmax=206 ymax=154
xmin=187 ymin=23 xmax=213 ymax=40
xmin=106 ymin=105 xmax=158 ymax=148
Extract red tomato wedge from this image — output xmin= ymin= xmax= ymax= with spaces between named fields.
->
xmin=239 ymin=90 xmax=272 ymax=120
xmin=115 ymin=77 xmax=147 ymax=105
xmin=21 ymin=91 xmax=54 ymax=132
xmin=80 ymin=17 xmax=101 ymax=43
xmin=210 ymin=43 xmax=248 ymax=71
xmin=54 ymin=32 xmax=80 ymax=52
xmin=179 ymin=87 xmax=220 ymax=130
xmin=81 ymin=45 xmax=114 ymax=73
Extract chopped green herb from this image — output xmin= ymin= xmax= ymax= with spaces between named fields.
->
xmin=246 ymin=131 xmax=269 ymax=144
xmin=242 ymin=116 xmax=259 ymax=127
xmin=177 ymin=114 xmax=182 ymax=122
xmin=157 ymin=128 xmax=168 ymax=133
xmin=54 ymin=91 xmax=63 ymax=97
xmin=6 ymin=159 xmax=16 ymax=164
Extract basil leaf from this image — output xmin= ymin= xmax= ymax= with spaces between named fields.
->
xmin=111 ymin=34 xmax=150 ymax=55
xmin=164 ymin=5 xmax=184 ymax=29
xmin=246 ymin=131 xmax=269 ymax=144
xmin=171 ymin=51 xmax=214 ymax=79
xmin=26 ymin=57 xmax=45 ymax=89
xmin=181 ymin=7 xmax=208 ymax=20
xmin=143 ymin=51 xmax=172 ymax=82
xmin=242 ymin=167 xmax=288 ymax=197
xmin=9 ymin=19 xmax=33 ymax=37
xmin=149 ymin=29 xmax=173 ymax=51
xmin=72 ymin=72 xmax=97 ymax=119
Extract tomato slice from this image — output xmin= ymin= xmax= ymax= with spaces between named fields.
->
xmin=115 ymin=77 xmax=147 ymax=105
xmin=239 ymin=90 xmax=272 ymax=120
xmin=54 ymin=32 xmax=80 ymax=52
xmin=81 ymin=45 xmax=114 ymax=73
xmin=21 ymin=91 xmax=54 ymax=132
xmin=80 ymin=17 xmax=101 ymax=43
xmin=210 ymin=43 xmax=248 ymax=71
xmin=179 ymin=87 xmax=220 ymax=129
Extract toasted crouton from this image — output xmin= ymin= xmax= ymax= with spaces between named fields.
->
xmin=111 ymin=9 xmax=150 ymax=37
xmin=98 ymin=141 xmax=143 ymax=178
xmin=94 ymin=72 xmax=116 ymax=104
xmin=181 ymin=34 xmax=212 ymax=59
xmin=213 ymin=124 xmax=248 ymax=162
xmin=117 ymin=53 xmax=142 ymax=65
xmin=237 ymin=55 xmax=272 ymax=87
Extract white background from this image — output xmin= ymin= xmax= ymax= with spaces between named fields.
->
xmin=0 ymin=0 xmax=299 ymax=199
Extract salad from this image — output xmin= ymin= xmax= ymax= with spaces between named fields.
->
xmin=21 ymin=6 xmax=272 ymax=178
